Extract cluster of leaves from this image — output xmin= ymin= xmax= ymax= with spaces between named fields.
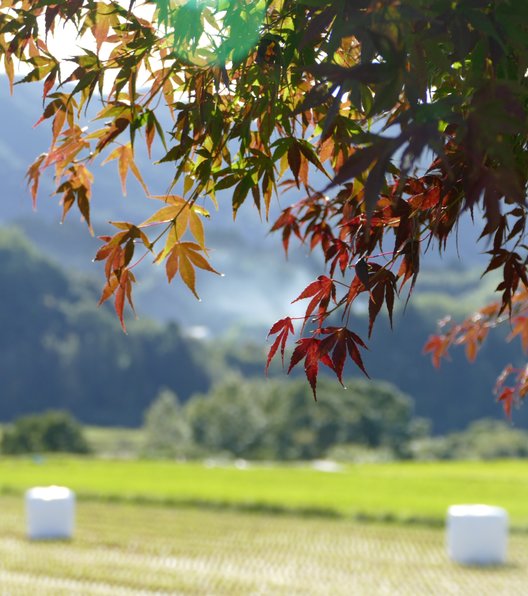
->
xmin=266 ymin=1 xmax=528 ymax=396
xmin=424 ymin=288 xmax=528 ymax=417
xmin=1 ymin=1 xmax=528 ymax=402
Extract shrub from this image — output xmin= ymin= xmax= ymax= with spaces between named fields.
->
xmin=185 ymin=376 xmax=423 ymax=460
xmin=142 ymin=389 xmax=193 ymax=458
xmin=410 ymin=418 xmax=528 ymax=460
xmin=1 ymin=410 xmax=90 ymax=454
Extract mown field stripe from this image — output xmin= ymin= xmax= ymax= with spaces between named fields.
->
xmin=2 ymin=496 xmax=528 ymax=595
xmin=0 ymin=570 xmax=152 ymax=596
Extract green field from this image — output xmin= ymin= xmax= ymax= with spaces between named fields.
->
xmin=1 ymin=458 xmax=528 ymax=593
xmin=84 ymin=426 xmax=145 ymax=458
xmin=0 ymin=457 xmax=527 ymax=527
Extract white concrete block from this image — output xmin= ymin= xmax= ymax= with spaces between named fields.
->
xmin=25 ymin=485 xmax=75 ymax=540
xmin=446 ymin=504 xmax=508 ymax=565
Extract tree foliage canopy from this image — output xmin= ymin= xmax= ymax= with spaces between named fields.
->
xmin=1 ymin=410 xmax=90 ymax=454
xmin=185 ymin=375 xmax=420 ymax=460
xmin=142 ymin=388 xmax=191 ymax=457
xmin=2 ymin=0 xmax=528 ymax=407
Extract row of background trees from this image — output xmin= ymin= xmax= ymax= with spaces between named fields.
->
xmin=4 ymin=381 xmax=528 ymax=462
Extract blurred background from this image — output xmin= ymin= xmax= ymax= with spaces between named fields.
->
xmin=2 ymin=77 xmax=528 ymax=594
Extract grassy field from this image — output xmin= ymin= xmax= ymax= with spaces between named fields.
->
xmin=1 ymin=495 xmax=528 ymax=594
xmin=0 ymin=457 xmax=527 ymax=528
xmin=83 ymin=426 xmax=145 ymax=458
xmin=1 ymin=458 xmax=527 ymax=593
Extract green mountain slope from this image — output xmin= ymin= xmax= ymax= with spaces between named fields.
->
xmin=0 ymin=228 xmax=209 ymax=426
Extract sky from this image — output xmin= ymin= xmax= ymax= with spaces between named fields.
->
xmin=5 ymin=1 xmax=158 ymax=89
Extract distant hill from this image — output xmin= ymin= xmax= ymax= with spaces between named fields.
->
xmin=0 ymin=228 xmax=209 ymax=425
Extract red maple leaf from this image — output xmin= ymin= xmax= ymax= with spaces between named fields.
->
xmin=423 ymin=335 xmax=450 ymax=368
xmin=292 ymin=276 xmax=336 ymax=327
xmin=318 ymin=327 xmax=369 ymax=385
xmin=287 ymin=337 xmax=334 ymax=399
xmin=498 ymin=387 xmax=515 ymax=419
xmin=287 ymin=327 xmax=369 ymax=399
xmin=266 ymin=317 xmax=295 ymax=373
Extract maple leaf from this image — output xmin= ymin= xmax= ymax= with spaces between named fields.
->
xmin=95 ymin=116 xmax=130 ymax=153
xmin=98 ymin=269 xmax=136 ymax=333
xmin=164 ymin=242 xmax=220 ymax=298
xmin=318 ymin=327 xmax=369 ymax=385
xmin=498 ymin=387 xmax=515 ymax=419
xmin=270 ymin=207 xmax=302 ymax=256
xmin=141 ymin=110 xmax=162 ymax=158
xmin=287 ymin=337 xmax=334 ymax=400
xmin=287 ymin=142 xmax=301 ymax=188
xmin=45 ymin=4 xmax=60 ymax=34
xmin=141 ymin=196 xmax=208 ymax=249
xmin=355 ymin=258 xmax=370 ymax=290
xmin=91 ymin=2 xmax=117 ymax=53
xmin=456 ymin=325 xmax=488 ymax=363
xmin=25 ymin=153 xmax=47 ymax=209
xmin=143 ymin=204 xmax=189 ymax=236
xmin=287 ymin=327 xmax=369 ymax=399
xmin=423 ymin=335 xmax=450 ymax=368
xmin=508 ymin=316 xmax=528 ymax=352
xmin=115 ymin=269 xmax=136 ymax=332
xmin=367 ymin=268 xmax=398 ymax=337
xmin=94 ymin=224 xmax=152 ymax=331
xmin=344 ymin=276 xmax=367 ymax=315
xmin=292 ymin=275 xmax=336 ymax=327
xmin=408 ymin=186 xmax=441 ymax=210
xmin=266 ymin=317 xmax=295 ymax=373
xmin=42 ymin=67 xmax=58 ymax=100
xmin=102 ymin=143 xmax=148 ymax=196
xmin=325 ymin=240 xmax=350 ymax=276
xmin=55 ymin=164 xmax=95 ymax=233
xmin=44 ymin=125 xmax=89 ymax=178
